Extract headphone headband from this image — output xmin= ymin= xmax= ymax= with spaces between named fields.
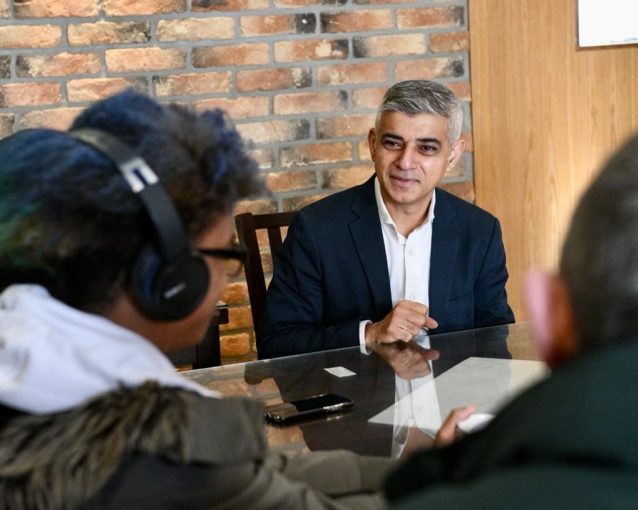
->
xmin=68 ymin=127 xmax=210 ymax=321
xmin=70 ymin=128 xmax=189 ymax=261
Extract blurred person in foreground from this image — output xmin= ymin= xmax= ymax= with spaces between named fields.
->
xmin=261 ymin=80 xmax=514 ymax=359
xmin=384 ymin=133 xmax=638 ymax=509
xmin=0 ymin=90 xmax=390 ymax=509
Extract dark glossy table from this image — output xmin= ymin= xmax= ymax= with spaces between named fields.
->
xmin=183 ymin=322 xmax=545 ymax=458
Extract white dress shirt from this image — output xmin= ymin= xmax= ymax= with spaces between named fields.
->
xmin=358 ymin=177 xmax=436 ymax=348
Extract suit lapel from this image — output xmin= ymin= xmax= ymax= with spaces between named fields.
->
xmin=349 ymin=177 xmax=392 ymax=317
xmin=429 ymin=189 xmax=459 ymax=316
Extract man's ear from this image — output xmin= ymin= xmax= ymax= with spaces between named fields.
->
xmin=447 ymin=139 xmax=465 ymax=171
xmin=368 ymin=128 xmax=377 ymax=160
xmin=524 ymin=268 xmax=578 ymax=368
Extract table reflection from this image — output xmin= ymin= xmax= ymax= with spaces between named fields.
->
xmin=184 ymin=322 xmax=545 ymax=458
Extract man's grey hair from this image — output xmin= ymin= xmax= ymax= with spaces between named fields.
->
xmin=376 ymin=80 xmax=463 ymax=143
xmin=560 ymin=133 xmax=638 ymax=351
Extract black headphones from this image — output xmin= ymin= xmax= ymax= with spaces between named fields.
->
xmin=70 ymin=128 xmax=210 ymax=321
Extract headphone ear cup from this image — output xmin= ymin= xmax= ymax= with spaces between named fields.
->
xmin=130 ymin=245 xmax=210 ymax=321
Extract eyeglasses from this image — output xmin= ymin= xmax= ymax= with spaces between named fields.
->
xmin=197 ymin=245 xmax=247 ymax=277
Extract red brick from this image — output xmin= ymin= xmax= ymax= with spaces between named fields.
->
xmin=321 ymin=9 xmax=392 ymax=33
xmin=241 ymin=13 xmax=316 ymax=36
xmin=447 ymin=81 xmax=471 ymax=102
xmin=256 ymin=251 xmax=274 ymax=275
xmin=352 ymin=86 xmax=386 ymax=109
xmin=280 ymin=141 xmax=352 ymax=168
xmin=354 ymin=0 xmax=413 ymax=3
xmin=220 ymin=332 xmax=252 ymax=357
xmin=282 ymin=192 xmax=328 ymax=211
xmin=265 ymin=170 xmax=317 ymax=193
xmin=193 ymin=96 xmax=269 ymax=120
xmin=397 ymin=6 xmax=464 ymax=29
xmin=254 ymin=228 xmax=290 ymax=253
xmin=105 ymin=48 xmax=185 ymax=72
xmin=430 ymin=31 xmax=469 ymax=52
xmin=221 ymin=282 xmax=249 ymax=305
xmin=237 ymin=67 xmax=311 ymax=92
xmin=357 ymin=138 xmax=372 ymax=160
xmin=460 ymin=131 xmax=473 ymax=152
xmin=19 ymin=107 xmax=84 ymax=130
xmin=275 ymin=0 xmax=330 ymax=5
xmin=234 ymin=199 xmax=278 ymax=215
xmin=193 ymin=43 xmax=269 ymax=68
xmin=68 ymin=21 xmax=150 ymax=46
xmin=222 ymin=305 xmax=254 ymax=330
xmin=0 ymin=25 xmax=61 ymax=49
xmin=154 ymin=72 xmax=231 ymax=97
xmin=274 ymin=90 xmax=347 ymax=115
xmin=275 ymin=39 xmax=348 ymax=63
xmin=248 ymin=148 xmax=275 ymax=169
xmin=67 ymin=77 xmax=146 ymax=102
xmin=238 ymin=119 xmax=310 ymax=144
xmin=316 ymin=113 xmax=375 ymax=139
xmin=0 ymin=113 xmax=14 ymax=138
xmin=440 ymin=180 xmax=474 ymax=203
xmin=0 ymin=56 xmax=9 ymax=79
xmin=317 ymin=62 xmax=387 ymax=86
xmin=156 ymin=17 xmax=234 ymax=41
xmin=322 ymin=164 xmax=374 ymax=189
xmin=394 ymin=57 xmax=464 ymax=80
xmin=16 ymin=52 xmax=100 ymax=78
xmin=192 ymin=0 xmax=268 ymax=11
xmin=14 ymin=0 xmax=98 ymax=17
xmin=353 ymin=34 xmax=425 ymax=58
xmin=0 ymin=83 xmax=61 ymax=108
xmin=104 ymin=0 xmax=186 ymax=15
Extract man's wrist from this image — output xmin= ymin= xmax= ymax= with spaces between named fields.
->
xmin=358 ymin=320 xmax=373 ymax=354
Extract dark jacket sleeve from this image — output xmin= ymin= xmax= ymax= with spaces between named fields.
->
xmin=260 ymin=210 xmax=361 ymax=359
xmin=473 ymin=218 xmax=515 ymax=328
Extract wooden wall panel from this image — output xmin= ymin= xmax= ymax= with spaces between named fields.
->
xmin=469 ymin=0 xmax=638 ymax=321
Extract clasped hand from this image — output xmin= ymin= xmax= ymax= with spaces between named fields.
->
xmin=365 ymin=300 xmax=438 ymax=345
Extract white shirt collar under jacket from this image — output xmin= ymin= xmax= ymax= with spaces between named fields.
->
xmin=374 ymin=177 xmax=435 ymax=308
xmin=0 ymin=284 xmax=219 ymax=415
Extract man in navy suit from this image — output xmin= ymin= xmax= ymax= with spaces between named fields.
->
xmin=260 ymin=80 xmax=514 ymax=359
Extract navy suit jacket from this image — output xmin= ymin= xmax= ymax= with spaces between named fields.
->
xmin=260 ymin=177 xmax=514 ymax=359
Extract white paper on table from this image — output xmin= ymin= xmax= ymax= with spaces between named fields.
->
xmin=369 ymin=357 xmax=548 ymax=435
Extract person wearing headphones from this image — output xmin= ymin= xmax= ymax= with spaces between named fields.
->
xmin=0 ymin=90 xmax=390 ymax=509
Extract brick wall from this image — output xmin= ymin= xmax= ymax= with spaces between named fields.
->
xmin=0 ymin=0 xmax=471 ymax=363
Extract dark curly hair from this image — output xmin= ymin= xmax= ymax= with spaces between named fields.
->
xmin=0 ymin=89 xmax=266 ymax=312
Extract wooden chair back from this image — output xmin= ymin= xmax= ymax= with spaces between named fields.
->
xmin=234 ymin=211 xmax=295 ymax=342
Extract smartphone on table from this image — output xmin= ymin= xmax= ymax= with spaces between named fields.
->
xmin=263 ymin=393 xmax=354 ymax=425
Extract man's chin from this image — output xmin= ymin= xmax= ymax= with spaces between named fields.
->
xmin=387 ymin=189 xmax=426 ymax=206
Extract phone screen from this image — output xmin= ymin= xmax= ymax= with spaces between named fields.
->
xmin=264 ymin=393 xmax=353 ymax=424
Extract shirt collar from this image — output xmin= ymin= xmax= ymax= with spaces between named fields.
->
xmin=373 ymin=176 xmax=436 ymax=230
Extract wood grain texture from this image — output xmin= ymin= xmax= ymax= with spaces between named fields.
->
xmin=469 ymin=0 xmax=638 ymax=321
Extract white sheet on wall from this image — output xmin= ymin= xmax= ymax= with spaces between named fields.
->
xmin=578 ymin=0 xmax=638 ymax=47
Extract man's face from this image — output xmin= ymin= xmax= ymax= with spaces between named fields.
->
xmin=368 ymin=111 xmax=464 ymax=215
